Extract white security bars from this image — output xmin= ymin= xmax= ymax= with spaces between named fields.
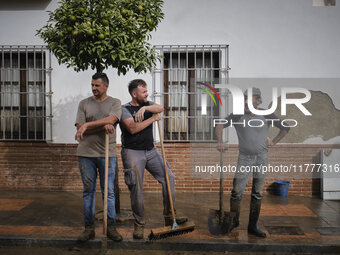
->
xmin=0 ymin=46 xmax=53 ymax=141
xmin=152 ymin=45 xmax=229 ymax=142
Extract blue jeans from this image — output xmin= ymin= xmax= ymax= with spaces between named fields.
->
xmin=231 ymin=152 xmax=267 ymax=201
xmin=78 ymin=156 xmax=117 ymax=227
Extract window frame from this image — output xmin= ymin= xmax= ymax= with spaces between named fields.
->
xmin=152 ymin=45 xmax=229 ymax=142
xmin=0 ymin=45 xmax=53 ymax=141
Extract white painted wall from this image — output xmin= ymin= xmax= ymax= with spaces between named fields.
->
xmin=154 ymin=0 xmax=340 ymax=78
xmin=0 ymin=0 xmax=339 ymax=144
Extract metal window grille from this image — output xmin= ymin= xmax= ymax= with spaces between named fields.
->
xmin=0 ymin=45 xmax=53 ymax=141
xmin=152 ymin=45 xmax=229 ymax=142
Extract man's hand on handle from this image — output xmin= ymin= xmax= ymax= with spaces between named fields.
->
xmin=104 ymin=124 xmax=115 ymax=134
xmin=75 ymin=123 xmax=116 ymax=141
xmin=152 ymin=113 xmax=162 ymax=122
xmin=217 ymin=142 xmax=228 ymax=152
xmin=266 ymin=137 xmax=275 ymax=147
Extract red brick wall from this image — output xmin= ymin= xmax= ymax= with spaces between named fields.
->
xmin=0 ymin=142 xmax=339 ymax=196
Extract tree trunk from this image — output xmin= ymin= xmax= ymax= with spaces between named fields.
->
xmin=96 ymin=58 xmax=103 ymax=73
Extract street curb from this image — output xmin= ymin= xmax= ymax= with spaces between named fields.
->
xmin=1 ymin=236 xmax=340 ymax=254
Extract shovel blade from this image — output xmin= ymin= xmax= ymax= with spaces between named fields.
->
xmin=208 ymin=209 xmax=230 ymax=236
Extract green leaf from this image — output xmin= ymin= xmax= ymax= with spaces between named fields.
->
xmin=36 ymin=0 xmax=164 ymax=74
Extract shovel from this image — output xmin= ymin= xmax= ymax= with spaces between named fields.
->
xmin=208 ymin=150 xmax=229 ymax=236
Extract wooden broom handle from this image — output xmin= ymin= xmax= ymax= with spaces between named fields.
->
xmin=219 ymin=150 xmax=224 ymax=212
xmin=103 ymin=132 xmax=109 ymax=235
xmin=157 ymin=120 xmax=176 ymax=221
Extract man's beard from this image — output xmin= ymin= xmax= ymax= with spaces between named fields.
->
xmin=136 ymin=98 xmax=147 ymax=106
xmin=93 ymin=91 xmax=101 ymax=98
xmin=244 ymin=103 xmax=258 ymax=113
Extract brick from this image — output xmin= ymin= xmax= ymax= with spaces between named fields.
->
xmin=1 ymin=142 xmax=339 ymax=196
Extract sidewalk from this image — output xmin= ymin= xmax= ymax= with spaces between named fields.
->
xmin=0 ymin=190 xmax=340 ymax=254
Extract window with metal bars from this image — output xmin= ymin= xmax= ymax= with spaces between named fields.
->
xmin=152 ymin=45 xmax=229 ymax=142
xmin=0 ymin=46 xmax=52 ymax=141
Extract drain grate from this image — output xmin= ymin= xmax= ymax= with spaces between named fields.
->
xmin=265 ymin=226 xmax=304 ymax=235
xmin=317 ymin=227 xmax=340 ymax=236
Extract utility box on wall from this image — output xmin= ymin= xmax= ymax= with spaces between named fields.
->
xmin=321 ymin=149 xmax=340 ymax=200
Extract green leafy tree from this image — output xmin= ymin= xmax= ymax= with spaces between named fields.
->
xmin=37 ymin=0 xmax=164 ymax=74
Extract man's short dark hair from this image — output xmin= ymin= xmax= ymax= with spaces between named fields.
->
xmin=128 ymin=79 xmax=147 ymax=95
xmin=92 ymin=73 xmax=109 ymax=85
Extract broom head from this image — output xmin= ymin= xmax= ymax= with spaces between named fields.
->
xmin=148 ymin=221 xmax=195 ymax=241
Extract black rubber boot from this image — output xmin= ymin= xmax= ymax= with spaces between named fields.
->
xmin=226 ymin=200 xmax=240 ymax=233
xmin=133 ymin=222 xmax=144 ymax=239
xmin=164 ymin=215 xmax=188 ymax=226
xmin=107 ymin=225 xmax=123 ymax=242
xmin=248 ymin=198 xmax=267 ymax=238
xmin=77 ymin=225 xmax=95 ymax=243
